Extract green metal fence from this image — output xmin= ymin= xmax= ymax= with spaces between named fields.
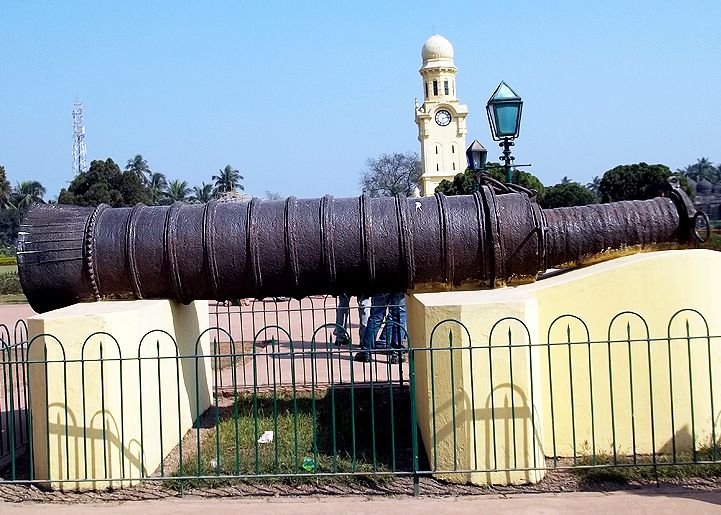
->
xmin=0 ymin=303 xmax=720 ymax=494
xmin=0 ymin=320 xmax=29 ymax=470
xmin=208 ymin=296 xmax=408 ymax=390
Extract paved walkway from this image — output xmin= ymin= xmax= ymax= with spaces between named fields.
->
xmin=0 ymin=299 xmax=408 ymax=390
xmin=3 ymin=490 xmax=721 ymax=514
xmin=0 ymin=304 xmax=35 ymax=341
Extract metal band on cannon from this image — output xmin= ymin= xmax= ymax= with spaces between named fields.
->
xmin=17 ymin=183 xmax=699 ymax=313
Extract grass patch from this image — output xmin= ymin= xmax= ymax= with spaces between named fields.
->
xmin=169 ymin=387 xmax=414 ymax=490
xmin=0 ymin=293 xmax=27 ymax=304
xmin=573 ymin=444 xmax=721 ymax=486
xmin=704 ymin=232 xmax=721 ymax=252
xmin=0 ymin=256 xmax=16 ymax=267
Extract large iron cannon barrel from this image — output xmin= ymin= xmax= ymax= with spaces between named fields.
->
xmin=17 ymin=182 xmax=701 ymax=313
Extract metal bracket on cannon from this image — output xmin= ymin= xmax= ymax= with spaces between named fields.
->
xmin=667 ymin=176 xmax=710 ymax=244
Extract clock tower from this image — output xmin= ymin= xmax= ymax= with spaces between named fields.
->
xmin=415 ymin=34 xmax=469 ymax=196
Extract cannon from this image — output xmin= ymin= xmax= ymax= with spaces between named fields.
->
xmin=17 ymin=179 xmax=705 ymax=313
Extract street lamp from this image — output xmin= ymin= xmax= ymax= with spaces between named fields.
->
xmin=466 ymin=140 xmax=489 ymax=190
xmin=465 ymin=140 xmax=488 ymax=171
xmin=486 ymin=81 xmax=523 ymax=183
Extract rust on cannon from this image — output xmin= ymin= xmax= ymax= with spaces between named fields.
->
xmin=17 ymin=180 xmax=704 ymax=313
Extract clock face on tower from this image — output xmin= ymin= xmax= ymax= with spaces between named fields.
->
xmin=435 ymin=109 xmax=452 ymax=126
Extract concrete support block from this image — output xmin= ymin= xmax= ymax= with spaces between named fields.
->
xmin=27 ymin=300 xmax=212 ymax=490
xmin=529 ymin=249 xmax=721 ymax=459
xmin=408 ymin=291 xmax=546 ymax=485
xmin=408 ymin=249 xmax=721 ymax=486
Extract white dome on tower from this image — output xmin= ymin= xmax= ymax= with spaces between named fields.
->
xmin=422 ymin=34 xmax=454 ymax=61
xmin=420 ymin=34 xmax=456 ymax=71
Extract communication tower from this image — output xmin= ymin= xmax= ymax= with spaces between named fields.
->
xmin=72 ymin=100 xmax=87 ymax=175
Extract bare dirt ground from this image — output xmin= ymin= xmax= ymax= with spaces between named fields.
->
xmin=2 ymin=458 xmax=721 ymax=504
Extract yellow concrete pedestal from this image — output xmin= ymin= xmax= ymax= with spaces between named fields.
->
xmin=408 ymin=292 xmax=546 ymax=485
xmin=27 ymin=300 xmax=213 ymax=490
xmin=408 ymin=249 xmax=721 ymax=486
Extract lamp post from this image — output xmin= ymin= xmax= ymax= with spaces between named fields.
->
xmin=486 ymin=81 xmax=523 ymax=183
xmin=465 ymin=139 xmax=488 ymax=172
xmin=465 ymin=140 xmax=488 ymax=188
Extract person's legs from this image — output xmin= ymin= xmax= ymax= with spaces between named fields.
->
xmin=388 ymin=293 xmax=407 ymax=363
xmin=398 ymin=295 xmax=407 ymax=342
xmin=356 ymin=293 xmax=388 ymax=362
xmin=333 ymin=294 xmax=351 ymax=344
xmin=356 ymin=294 xmax=371 ymax=343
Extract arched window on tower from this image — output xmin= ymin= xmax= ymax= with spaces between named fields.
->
xmin=444 ymin=80 xmax=449 ymax=95
xmin=451 ymin=145 xmax=455 ymax=153
xmin=435 ymin=146 xmax=439 ymax=155
xmin=425 ymin=83 xmax=428 ymax=99
xmin=433 ymin=80 xmax=438 ymax=96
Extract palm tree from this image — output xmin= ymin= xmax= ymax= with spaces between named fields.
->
xmin=680 ymin=157 xmax=718 ymax=183
xmin=166 ymin=179 xmax=191 ymax=202
xmin=561 ymin=176 xmax=572 ymax=185
xmin=125 ymin=154 xmax=151 ymax=184
xmin=147 ymin=172 xmax=168 ymax=205
xmin=192 ymin=182 xmax=214 ymax=203
xmin=264 ymin=191 xmax=282 ymax=200
xmin=586 ymin=176 xmax=601 ymax=194
xmin=12 ymin=180 xmax=46 ymax=208
xmin=212 ymin=164 xmax=244 ymax=196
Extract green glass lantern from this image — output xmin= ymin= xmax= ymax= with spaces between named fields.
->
xmin=466 ymin=140 xmax=488 ymax=171
xmin=486 ymin=81 xmax=523 ymax=140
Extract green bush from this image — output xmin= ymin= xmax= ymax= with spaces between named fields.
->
xmin=0 ymin=256 xmax=17 ymax=266
xmin=704 ymin=232 xmax=721 ymax=252
xmin=0 ymin=272 xmax=22 ymax=294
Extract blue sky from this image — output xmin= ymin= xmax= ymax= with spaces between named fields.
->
xmin=1 ymin=1 xmax=719 ymax=200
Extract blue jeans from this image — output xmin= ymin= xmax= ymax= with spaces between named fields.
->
xmin=360 ymin=293 xmax=406 ymax=351
xmin=334 ymin=294 xmax=370 ymax=343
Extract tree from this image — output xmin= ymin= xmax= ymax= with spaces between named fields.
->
xmin=213 ymin=164 xmax=244 ymax=195
xmin=0 ymin=166 xmax=11 ymax=208
xmin=540 ymin=181 xmax=597 ymax=209
xmin=12 ymin=180 xmax=46 ymax=208
xmin=435 ymin=165 xmax=546 ymax=201
xmin=125 ymin=154 xmax=151 ymax=184
xmin=58 ymin=158 xmax=151 ymax=207
xmin=360 ymin=152 xmax=421 ymax=197
xmin=147 ymin=172 xmax=168 ymax=205
xmin=0 ymin=165 xmax=20 ymax=246
xmin=192 ymin=182 xmax=214 ymax=203
xmin=679 ymin=157 xmax=719 ymax=183
xmin=586 ymin=176 xmax=601 ymax=195
xmin=166 ymin=179 xmax=190 ymax=203
xmin=598 ymin=162 xmax=692 ymax=203
xmin=0 ymin=208 xmax=21 ymax=247
xmin=265 ymin=191 xmax=282 ymax=200
xmin=435 ymin=168 xmax=478 ymax=196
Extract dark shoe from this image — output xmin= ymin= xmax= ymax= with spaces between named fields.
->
xmin=354 ymin=351 xmax=370 ymax=363
xmin=390 ymin=351 xmax=405 ymax=364
xmin=334 ymin=335 xmax=350 ymax=346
